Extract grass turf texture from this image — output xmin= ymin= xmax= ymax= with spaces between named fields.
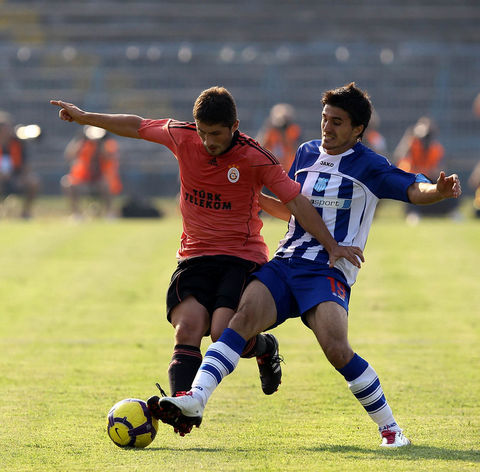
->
xmin=1 ymin=199 xmax=479 ymax=471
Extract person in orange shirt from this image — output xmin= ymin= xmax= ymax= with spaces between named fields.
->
xmin=469 ymin=93 xmax=480 ymax=218
xmin=257 ymin=103 xmax=301 ymax=172
xmin=394 ymin=117 xmax=445 ymax=222
xmin=61 ymin=125 xmax=122 ymax=218
xmin=0 ymin=111 xmax=40 ymax=218
xmin=394 ymin=116 xmax=444 ymax=180
xmin=468 ymin=161 xmax=480 ymax=218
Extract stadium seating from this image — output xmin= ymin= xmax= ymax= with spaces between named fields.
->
xmin=1 ymin=0 xmax=479 ymax=195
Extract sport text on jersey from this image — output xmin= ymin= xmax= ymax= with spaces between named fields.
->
xmin=310 ymin=196 xmax=352 ymax=210
xmin=184 ymin=189 xmax=232 ymax=210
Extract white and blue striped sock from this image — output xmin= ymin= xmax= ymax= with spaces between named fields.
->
xmin=338 ymin=353 xmax=400 ymax=432
xmin=190 ymin=328 xmax=246 ymax=407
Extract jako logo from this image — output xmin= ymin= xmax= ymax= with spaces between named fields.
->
xmin=319 ymin=160 xmax=334 ymax=167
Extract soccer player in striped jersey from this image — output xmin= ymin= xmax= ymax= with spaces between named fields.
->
xmin=51 ymin=87 xmax=363 ymax=435
xmin=157 ymin=83 xmax=462 ymax=447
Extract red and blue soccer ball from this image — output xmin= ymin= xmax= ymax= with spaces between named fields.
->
xmin=107 ymin=398 xmax=158 ymax=448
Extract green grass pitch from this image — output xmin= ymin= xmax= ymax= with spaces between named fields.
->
xmin=0 ymin=199 xmax=479 ymax=471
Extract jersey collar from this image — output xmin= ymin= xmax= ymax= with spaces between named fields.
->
xmin=221 ymin=130 xmax=240 ymax=155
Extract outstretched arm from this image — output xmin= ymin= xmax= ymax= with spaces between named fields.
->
xmin=50 ymin=100 xmax=143 ymax=139
xmin=408 ymin=171 xmax=462 ymax=204
xmin=260 ymin=192 xmax=364 ymax=268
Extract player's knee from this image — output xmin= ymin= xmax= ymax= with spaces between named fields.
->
xmin=323 ymin=341 xmax=353 ymax=369
xmin=174 ymin=318 xmax=207 ymax=345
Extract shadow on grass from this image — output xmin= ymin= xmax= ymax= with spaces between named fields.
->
xmin=134 ymin=447 xmax=222 ymax=453
xmin=304 ymin=444 xmax=480 ymax=463
xmin=132 ymin=444 xmax=480 ymax=463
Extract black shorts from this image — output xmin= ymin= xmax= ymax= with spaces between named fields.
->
xmin=166 ymin=255 xmax=261 ymax=322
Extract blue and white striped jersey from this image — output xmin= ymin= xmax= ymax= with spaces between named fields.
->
xmin=274 ymin=140 xmax=419 ymax=286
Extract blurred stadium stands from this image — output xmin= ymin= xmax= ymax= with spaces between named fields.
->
xmin=1 ymin=0 xmax=479 ymax=195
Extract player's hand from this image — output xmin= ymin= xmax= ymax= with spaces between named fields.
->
xmin=50 ymin=99 xmax=85 ymax=124
xmin=328 ymin=244 xmax=364 ymax=268
xmin=436 ymin=171 xmax=462 ymax=199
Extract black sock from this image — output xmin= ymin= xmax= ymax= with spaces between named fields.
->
xmin=168 ymin=344 xmax=202 ymax=396
xmin=241 ymin=333 xmax=273 ymax=358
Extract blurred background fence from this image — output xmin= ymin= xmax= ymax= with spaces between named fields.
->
xmin=1 ymin=0 xmax=479 ymax=196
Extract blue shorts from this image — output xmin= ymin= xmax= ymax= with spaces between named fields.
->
xmin=253 ymin=257 xmax=351 ymax=329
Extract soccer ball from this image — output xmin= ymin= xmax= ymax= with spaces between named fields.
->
xmin=107 ymin=398 xmax=158 ymax=448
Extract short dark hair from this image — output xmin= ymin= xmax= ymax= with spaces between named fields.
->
xmin=322 ymin=82 xmax=372 ymax=139
xmin=193 ymin=86 xmax=238 ymax=128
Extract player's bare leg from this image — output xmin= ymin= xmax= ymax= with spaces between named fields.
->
xmin=306 ymin=302 xmax=411 ymax=447
xmin=157 ymin=280 xmax=277 ymax=435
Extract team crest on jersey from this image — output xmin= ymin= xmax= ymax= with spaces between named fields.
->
xmin=314 ymin=176 xmax=329 ymax=193
xmin=227 ymin=165 xmax=240 ymax=183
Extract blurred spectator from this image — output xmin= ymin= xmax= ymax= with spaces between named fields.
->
xmin=363 ymin=109 xmax=387 ymax=155
xmin=60 ymin=125 xmax=122 ymax=218
xmin=393 ymin=117 xmax=455 ymax=223
xmin=468 ymin=161 xmax=480 ymax=218
xmin=470 ymin=92 xmax=480 ymax=218
xmin=0 ymin=111 xmax=40 ymax=218
xmin=256 ymin=103 xmax=301 ymax=172
xmin=394 ymin=116 xmax=444 ymax=181
xmin=473 ymin=92 xmax=480 ymax=119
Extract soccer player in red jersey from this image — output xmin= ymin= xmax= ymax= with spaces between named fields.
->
xmin=51 ymin=87 xmax=363 ymax=434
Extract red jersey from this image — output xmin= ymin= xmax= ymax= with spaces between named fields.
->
xmin=139 ymin=119 xmax=300 ymax=264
